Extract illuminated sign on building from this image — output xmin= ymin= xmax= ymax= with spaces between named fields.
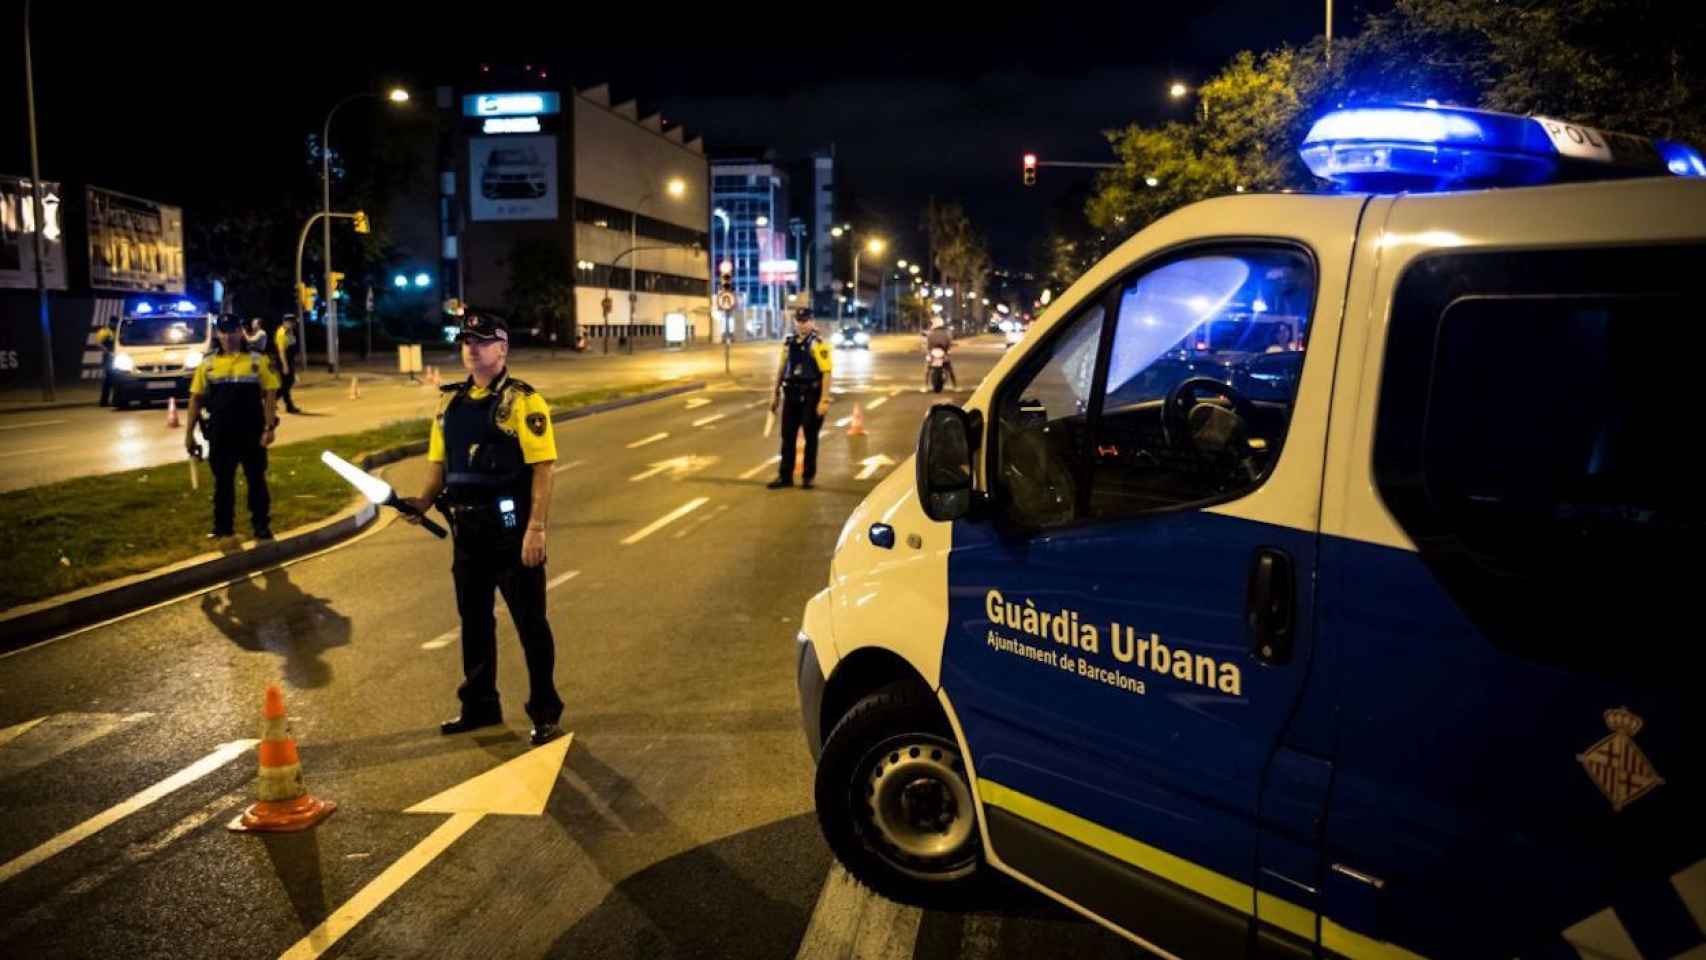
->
xmin=462 ymin=92 xmax=561 ymax=118
xmin=483 ymin=117 xmax=543 ymax=134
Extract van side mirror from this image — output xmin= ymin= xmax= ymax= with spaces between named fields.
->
xmin=917 ymin=404 xmax=977 ymax=522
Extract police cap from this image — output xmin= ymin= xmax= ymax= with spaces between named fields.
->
xmin=455 ymin=311 xmax=509 ymax=343
xmin=793 ymin=307 xmax=814 ymax=322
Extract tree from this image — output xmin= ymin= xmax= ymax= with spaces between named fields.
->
xmin=924 ymin=199 xmax=994 ymax=332
xmin=504 ymin=239 xmax=574 ymax=344
xmin=1061 ymin=0 xmax=1706 ymax=286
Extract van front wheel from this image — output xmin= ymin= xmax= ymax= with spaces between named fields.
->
xmin=814 ymin=685 xmax=982 ymax=905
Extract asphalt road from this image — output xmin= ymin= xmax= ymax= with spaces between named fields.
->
xmin=0 ymin=336 xmax=1149 ymax=960
xmin=0 ymin=339 xmax=788 ymax=494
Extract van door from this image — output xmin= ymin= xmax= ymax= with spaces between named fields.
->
xmin=1319 ymin=179 xmax=1706 ymax=959
xmin=941 ymin=195 xmax=1367 ymax=957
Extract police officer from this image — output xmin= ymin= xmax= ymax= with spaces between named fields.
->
xmin=402 ymin=311 xmax=565 ymax=746
xmin=274 ymin=315 xmax=301 ymax=414
xmin=768 ymin=307 xmax=834 ymax=490
xmin=185 ymin=314 xmax=280 ymax=540
xmin=95 ymin=316 xmax=119 ymax=407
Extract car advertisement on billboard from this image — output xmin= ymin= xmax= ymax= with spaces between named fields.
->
xmin=86 ymin=186 xmax=185 ymax=293
xmin=0 ymin=175 xmax=68 ymax=291
xmin=470 ymin=135 xmax=559 ymax=222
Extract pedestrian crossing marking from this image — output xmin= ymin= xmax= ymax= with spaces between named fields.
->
xmin=0 ymin=712 xmax=152 ymax=782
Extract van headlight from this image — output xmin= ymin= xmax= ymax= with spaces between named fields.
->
xmin=830 ymin=332 xmax=845 ymax=347
xmin=112 ymin=353 xmax=135 ymax=372
xmin=183 ymin=350 xmax=204 ymax=369
xmin=855 ymin=332 xmax=870 ymax=345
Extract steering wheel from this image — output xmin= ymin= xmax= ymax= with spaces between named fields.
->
xmin=1162 ymin=376 xmax=1258 ymax=452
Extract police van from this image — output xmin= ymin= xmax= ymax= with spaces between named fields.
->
xmin=796 ymin=104 xmax=1705 ymax=959
xmin=108 ymin=298 xmax=213 ymax=408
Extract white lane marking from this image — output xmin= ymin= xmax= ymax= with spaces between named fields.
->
xmin=685 ymin=397 xmax=713 ymax=409
xmin=793 ymin=863 xmax=923 ymax=960
xmin=888 ymin=387 xmax=903 ymax=398
xmin=421 ymin=629 xmax=457 ymax=651
xmin=546 ymin=570 xmax=581 ymax=591
xmin=739 ymin=456 xmax=781 ymax=480
xmin=0 ymin=712 xmax=153 ymax=781
xmin=1561 ymin=908 xmax=1642 ymax=960
xmin=747 ymin=399 xmax=770 ymax=409
xmin=670 ymin=504 xmax=730 ymax=540
xmin=855 ymin=454 xmax=896 ymax=481
xmin=833 ymin=416 xmax=852 ymax=428
xmin=691 ymin=413 xmax=726 ymax=427
xmin=551 ymin=459 xmax=585 ymax=475
xmin=865 ymin=397 xmax=888 ymax=411
xmin=619 ymin=497 xmax=709 ymax=546
xmin=0 ymin=739 xmax=257 ymax=885
xmin=0 ymin=717 xmax=46 ymax=750
xmin=626 ymin=432 xmax=669 ymax=449
xmin=0 ymin=445 xmax=66 ymax=459
xmin=0 ymin=419 xmax=65 ymax=432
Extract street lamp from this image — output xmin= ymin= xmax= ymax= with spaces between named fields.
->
xmin=851 ymin=237 xmax=885 ymax=325
xmin=1169 ymin=81 xmax=1188 ymax=99
xmin=617 ymin=178 xmax=688 ymax=353
xmin=321 ymin=86 xmax=409 ymax=374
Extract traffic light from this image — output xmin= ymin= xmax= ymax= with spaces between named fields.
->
xmin=352 ymin=210 xmax=370 ymax=235
xmin=328 ymin=271 xmax=345 ymax=301
xmin=298 ymin=283 xmax=317 ymax=313
xmin=1022 ymin=153 xmax=1038 ymax=186
xmin=718 ymin=259 xmax=734 ymax=295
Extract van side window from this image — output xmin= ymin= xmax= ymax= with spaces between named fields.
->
xmin=994 ymin=303 xmax=1104 ymax=529
xmin=1089 ymin=247 xmax=1315 ymax=519
xmin=1374 ymin=246 xmax=1705 ymax=673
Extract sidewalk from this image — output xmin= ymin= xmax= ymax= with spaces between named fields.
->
xmin=0 ymin=338 xmax=781 ymax=415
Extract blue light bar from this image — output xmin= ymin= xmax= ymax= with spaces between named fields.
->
xmin=1301 ymin=103 xmax=1706 ymax=192
xmin=173 ymin=299 xmax=197 ymax=313
xmin=133 ymin=301 xmax=154 ymax=314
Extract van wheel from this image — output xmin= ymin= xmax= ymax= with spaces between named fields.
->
xmin=115 ymin=395 xmax=132 ymax=410
xmin=814 ymin=684 xmax=982 ymax=905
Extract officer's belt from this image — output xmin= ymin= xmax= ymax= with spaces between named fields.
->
xmin=444 ymin=471 xmax=524 ymax=487
xmin=207 ymin=374 xmax=261 ymax=384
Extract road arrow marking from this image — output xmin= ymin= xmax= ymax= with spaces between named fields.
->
xmin=628 ymin=455 xmax=716 ymax=482
xmin=277 ymin=734 xmax=573 ymax=960
xmin=739 ymin=456 xmax=781 ymax=480
xmin=0 ymin=739 xmax=256 ymax=885
xmin=855 ymin=454 xmax=896 ymax=481
xmin=626 ymin=432 xmax=669 ymax=449
xmin=620 ymin=498 xmax=710 ymax=545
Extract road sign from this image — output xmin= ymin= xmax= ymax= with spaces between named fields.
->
xmin=715 ymin=291 xmax=736 ymax=311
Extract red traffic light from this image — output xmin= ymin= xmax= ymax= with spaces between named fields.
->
xmin=719 ymin=260 xmax=733 ymax=276
xmin=1022 ymin=153 xmax=1038 ymax=186
xmin=1023 ymin=153 xmax=1037 ymax=168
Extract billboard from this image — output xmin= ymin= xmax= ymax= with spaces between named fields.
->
xmin=470 ymin=135 xmax=559 ymax=222
xmin=0 ymin=175 xmax=68 ymax=290
xmin=86 ymin=186 xmax=185 ymax=293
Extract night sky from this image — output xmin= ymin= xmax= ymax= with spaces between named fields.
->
xmin=4 ymin=2 xmax=1384 ymax=269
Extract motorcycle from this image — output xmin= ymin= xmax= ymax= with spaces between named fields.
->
xmin=927 ymin=346 xmax=949 ymax=393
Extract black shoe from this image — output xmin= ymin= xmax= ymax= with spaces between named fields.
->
xmin=207 ymin=529 xmax=234 ymax=540
xmin=801 ymin=479 xmax=815 ymax=489
xmin=529 ymin=722 xmax=565 ymax=746
xmin=253 ymin=526 xmax=274 ymax=541
xmin=285 ymin=406 xmax=302 ymax=414
xmin=440 ymin=714 xmax=502 ymax=735
xmin=766 ymin=478 xmax=793 ymax=489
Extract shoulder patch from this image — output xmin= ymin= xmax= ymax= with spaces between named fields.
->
xmin=526 ymin=411 xmax=548 ymax=437
xmin=505 ymin=377 xmax=537 ymax=395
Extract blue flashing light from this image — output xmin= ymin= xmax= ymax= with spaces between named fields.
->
xmin=1657 ymin=140 xmax=1706 ymax=177
xmin=414 ymin=272 xmax=432 ymax=288
xmin=1301 ymin=102 xmax=1705 ymax=192
xmin=173 ymin=299 xmax=197 ymax=313
xmin=394 ymin=274 xmax=409 ymax=289
xmin=133 ymin=301 xmax=154 ymax=315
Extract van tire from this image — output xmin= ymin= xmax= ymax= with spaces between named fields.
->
xmin=814 ymin=683 xmax=983 ymax=906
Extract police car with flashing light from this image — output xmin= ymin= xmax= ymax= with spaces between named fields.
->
xmin=108 ymin=299 xmax=214 ymax=409
xmin=795 ymin=104 xmax=1706 ymax=959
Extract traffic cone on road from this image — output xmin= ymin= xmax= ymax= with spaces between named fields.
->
xmin=846 ymin=402 xmax=867 ymax=437
xmin=227 ymin=684 xmax=336 ymax=833
xmin=165 ymin=395 xmax=181 ymax=429
xmin=795 ymin=428 xmax=806 ymax=476
xmin=348 ymin=375 xmax=361 ymax=400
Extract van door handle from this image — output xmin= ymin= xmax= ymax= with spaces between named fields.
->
xmin=1246 ymin=548 xmax=1295 ymax=665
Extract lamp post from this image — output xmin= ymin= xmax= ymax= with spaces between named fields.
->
xmin=712 ymin=207 xmax=731 ymax=339
xmin=321 ymin=87 xmax=408 ymax=375
xmin=851 ymin=237 xmax=885 ymax=326
xmin=627 ymin=177 xmax=686 ymax=351
xmin=22 ymin=0 xmax=53 ymax=400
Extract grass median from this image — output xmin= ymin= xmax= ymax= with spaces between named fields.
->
xmin=0 ymin=380 xmax=680 ymax=611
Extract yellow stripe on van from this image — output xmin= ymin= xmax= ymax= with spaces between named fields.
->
xmin=977 ymin=778 xmax=1429 ymax=960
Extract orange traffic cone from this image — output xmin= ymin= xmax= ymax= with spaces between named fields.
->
xmin=228 ymin=684 xmax=336 ymax=833
xmin=846 ymin=402 xmax=866 ymax=437
xmin=165 ymin=395 xmax=181 ymax=429
xmin=348 ymin=374 xmax=361 ymax=400
xmin=795 ymin=427 xmax=806 ymax=476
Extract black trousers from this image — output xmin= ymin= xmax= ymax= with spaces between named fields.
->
xmin=209 ymin=438 xmax=269 ymax=533
xmin=99 ymin=357 xmax=115 ymax=406
xmin=778 ymin=383 xmax=825 ymax=482
xmin=451 ymin=536 xmax=563 ymax=725
xmin=278 ymin=370 xmax=297 ymax=410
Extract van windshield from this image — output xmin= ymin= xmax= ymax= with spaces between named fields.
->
xmin=120 ymin=316 xmax=207 ymax=346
